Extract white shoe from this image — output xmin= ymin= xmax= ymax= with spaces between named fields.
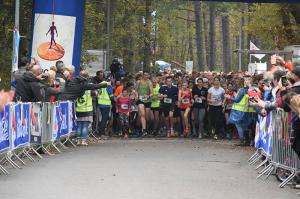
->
xmin=81 ymin=139 xmax=88 ymax=146
xmin=198 ymin=133 xmax=203 ymax=139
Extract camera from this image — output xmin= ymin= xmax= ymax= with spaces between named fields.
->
xmin=281 ymin=76 xmax=289 ymax=87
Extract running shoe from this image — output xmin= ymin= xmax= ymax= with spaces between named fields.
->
xmin=213 ymin=134 xmax=218 ymax=140
xmin=198 ymin=133 xmax=203 ymax=139
xmin=81 ymin=139 xmax=88 ymax=146
xmin=142 ymin=129 xmax=148 ymax=137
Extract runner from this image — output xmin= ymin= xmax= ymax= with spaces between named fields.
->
xmin=128 ymin=82 xmax=138 ymax=136
xmin=178 ymin=81 xmax=192 ymax=137
xmin=150 ymin=77 xmax=161 ymax=136
xmin=223 ymin=82 xmax=236 ymax=139
xmin=116 ymin=87 xmax=132 ymax=139
xmin=192 ymin=78 xmax=208 ymax=138
xmin=136 ymin=71 xmax=153 ymax=137
xmin=159 ymin=76 xmax=178 ymax=137
xmin=207 ymin=77 xmax=225 ymax=140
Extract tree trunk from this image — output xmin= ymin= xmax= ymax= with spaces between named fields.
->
xmin=208 ymin=3 xmax=216 ymax=71
xmin=194 ymin=1 xmax=204 ymax=71
xmin=143 ymin=0 xmax=152 ymax=71
xmin=203 ymin=10 xmax=210 ymax=70
xmin=187 ymin=11 xmax=194 ymax=61
xmin=240 ymin=14 xmax=246 ymax=71
xmin=221 ymin=14 xmax=231 ymax=73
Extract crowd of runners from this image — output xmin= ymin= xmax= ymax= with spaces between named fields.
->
xmin=1 ymin=55 xmax=300 ymax=152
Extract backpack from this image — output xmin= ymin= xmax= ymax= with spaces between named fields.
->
xmin=119 ymin=66 xmax=125 ymax=77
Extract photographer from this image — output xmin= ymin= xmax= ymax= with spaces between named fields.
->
xmin=15 ymin=65 xmax=57 ymax=102
xmin=250 ymin=70 xmax=286 ymax=112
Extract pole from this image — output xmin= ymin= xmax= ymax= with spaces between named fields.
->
xmin=11 ymin=0 xmax=20 ymax=87
xmin=106 ymin=0 xmax=111 ymax=71
xmin=238 ymin=21 xmax=242 ymax=72
xmin=15 ymin=0 xmax=20 ymax=28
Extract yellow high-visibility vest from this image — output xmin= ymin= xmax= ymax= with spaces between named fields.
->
xmin=98 ymin=81 xmax=111 ymax=106
xmin=232 ymin=89 xmax=249 ymax=112
xmin=76 ymin=90 xmax=93 ymax=112
xmin=151 ymin=84 xmax=160 ymax=108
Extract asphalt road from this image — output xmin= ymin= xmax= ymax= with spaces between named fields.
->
xmin=0 ymin=139 xmax=297 ymax=199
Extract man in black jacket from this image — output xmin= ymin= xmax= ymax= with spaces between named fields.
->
xmin=59 ymin=70 xmax=109 ymax=101
xmin=110 ymin=58 xmax=121 ymax=81
xmin=92 ymin=70 xmax=104 ymax=84
xmin=15 ymin=65 xmax=43 ymax=102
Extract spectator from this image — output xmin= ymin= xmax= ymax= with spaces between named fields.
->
xmin=55 ymin=61 xmax=66 ymax=79
xmin=110 ymin=58 xmax=121 ymax=80
xmin=92 ymin=70 xmax=104 ymax=84
xmin=59 ymin=70 xmax=108 ymax=101
xmin=0 ymin=90 xmax=14 ymax=111
xmin=15 ymin=65 xmax=46 ymax=102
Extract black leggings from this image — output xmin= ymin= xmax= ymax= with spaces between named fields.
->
xmin=208 ymin=105 xmax=225 ymax=136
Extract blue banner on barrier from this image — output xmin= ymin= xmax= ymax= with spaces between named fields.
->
xmin=255 ymin=113 xmax=273 ymax=156
xmin=12 ymin=104 xmax=30 ymax=150
xmin=0 ymin=105 xmax=11 ymax=153
xmin=56 ymin=102 xmax=69 ymax=139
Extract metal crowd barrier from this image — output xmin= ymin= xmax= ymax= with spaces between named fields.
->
xmin=0 ymin=101 xmax=77 ymax=175
xmin=249 ymin=108 xmax=300 ymax=191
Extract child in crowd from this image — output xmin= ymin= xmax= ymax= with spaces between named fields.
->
xmin=116 ymin=87 xmax=132 ymax=139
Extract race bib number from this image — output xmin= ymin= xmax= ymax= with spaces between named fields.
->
xmin=182 ymin=98 xmax=190 ymax=104
xmin=121 ymin=104 xmax=129 ymax=110
xmin=195 ymin=97 xmax=202 ymax=103
xmin=139 ymin=96 xmax=148 ymax=101
xmin=164 ymin=98 xmax=172 ymax=104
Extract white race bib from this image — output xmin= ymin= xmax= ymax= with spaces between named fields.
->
xmin=139 ymin=96 xmax=148 ymax=101
xmin=164 ymin=98 xmax=172 ymax=104
xmin=195 ymin=97 xmax=202 ymax=103
xmin=121 ymin=104 xmax=129 ymax=110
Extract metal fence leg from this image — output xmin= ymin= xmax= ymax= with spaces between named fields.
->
xmin=62 ymin=137 xmax=76 ymax=148
xmin=18 ymin=149 xmax=35 ymax=162
xmin=248 ymin=150 xmax=260 ymax=163
xmin=57 ymin=140 xmax=68 ymax=150
xmin=255 ymin=157 xmax=269 ymax=170
xmin=41 ymin=144 xmax=54 ymax=156
xmin=4 ymin=155 xmax=21 ymax=169
xmin=11 ymin=151 xmax=26 ymax=166
xmin=29 ymin=146 xmax=43 ymax=159
xmin=264 ymin=165 xmax=275 ymax=180
xmin=257 ymin=164 xmax=273 ymax=179
xmin=279 ymin=170 xmax=296 ymax=188
xmin=0 ymin=164 xmax=9 ymax=175
xmin=250 ymin=154 xmax=263 ymax=166
xmin=51 ymin=143 xmax=62 ymax=153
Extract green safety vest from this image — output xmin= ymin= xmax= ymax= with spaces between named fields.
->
xmin=151 ymin=84 xmax=160 ymax=108
xmin=76 ymin=90 xmax=93 ymax=112
xmin=232 ymin=89 xmax=249 ymax=112
xmin=98 ymin=81 xmax=111 ymax=106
